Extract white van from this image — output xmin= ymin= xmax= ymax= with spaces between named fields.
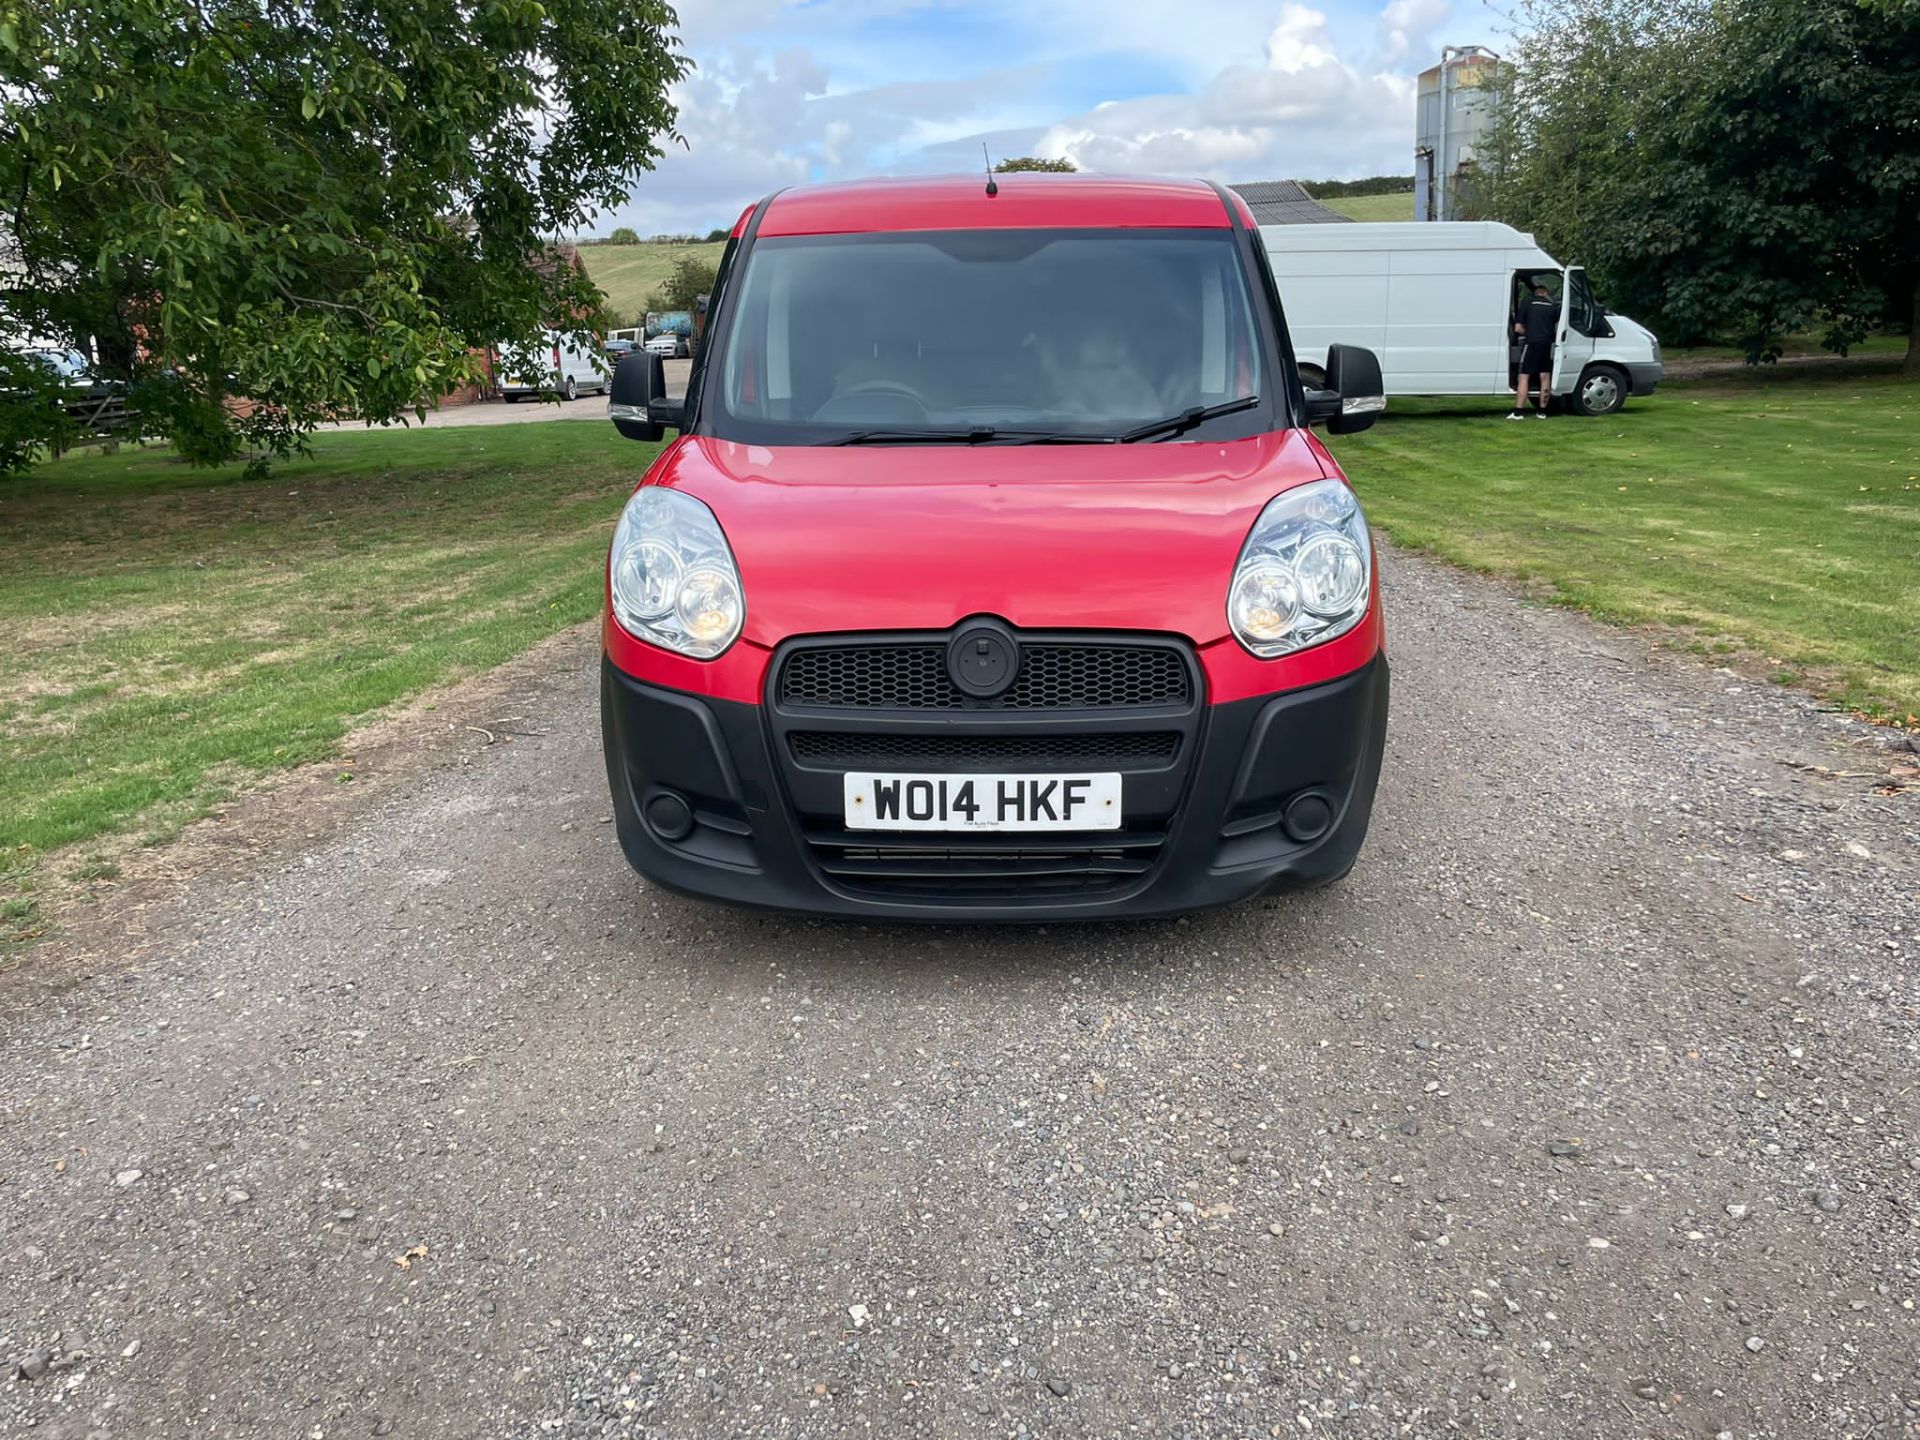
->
xmin=497 ymin=329 xmax=608 ymax=402
xmin=1261 ymin=222 xmax=1662 ymax=416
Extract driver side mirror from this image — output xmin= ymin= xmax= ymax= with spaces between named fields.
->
xmin=1303 ymin=343 xmax=1386 ymax=435
xmin=609 ymin=353 xmax=683 ymax=443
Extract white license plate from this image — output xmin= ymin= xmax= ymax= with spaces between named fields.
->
xmin=843 ymin=771 xmax=1122 ymax=832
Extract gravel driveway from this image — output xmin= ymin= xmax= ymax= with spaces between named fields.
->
xmin=2 ymin=548 xmax=1914 ymax=1439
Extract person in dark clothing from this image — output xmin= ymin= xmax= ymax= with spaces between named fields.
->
xmin=1511 ymin=282 xmax=1557 ymax=419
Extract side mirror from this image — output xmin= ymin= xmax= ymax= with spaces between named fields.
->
xmin=1326 ymin=343 xmax=1385 ymax=434
xmin=609 ymin=353 xmax=683 ymax=443
xmin=1303 ymin=343 xmax=1386 ymax=434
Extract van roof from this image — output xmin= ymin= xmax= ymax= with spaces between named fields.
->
xmin=1260 ymin=220 xmax=1541 ymax=251
xmin=750 ymin=174 xmax=1243 ymax=238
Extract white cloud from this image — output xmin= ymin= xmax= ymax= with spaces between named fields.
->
xmin=1032 ymin=6 xmax=1417 ymax=181
xmin=1266 ymin=4 xmax=1340 ymax=72
xmin=1378 ymin=0 xmax=1451 ymax=63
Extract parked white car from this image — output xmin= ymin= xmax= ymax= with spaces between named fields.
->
xmin=497 ymin=330 xmax=608 ymax=402
xmin=1261 ymin=222 xmax=1661 ymax=415
xmin=643 ymin=331 xmax=685 ymax=358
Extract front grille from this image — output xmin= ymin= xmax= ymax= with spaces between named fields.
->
xmin=769 ymin=627 xmax=1199 ymax=904
xmin=779 ymin=641 xmax=1190 ymax=711
xmin=790 ymin=731 xmax=1180 ymax=771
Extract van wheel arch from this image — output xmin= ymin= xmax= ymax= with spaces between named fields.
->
xmin=1572 ymin=363 xmax=1627 ymax=417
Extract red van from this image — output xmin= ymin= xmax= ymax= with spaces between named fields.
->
xmin=598 ymin=174 xmax=1388 ymax=920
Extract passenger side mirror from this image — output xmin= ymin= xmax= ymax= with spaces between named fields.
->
xmin=609 ymin=353 xmax=683 ymax=443
xmin=1304 ymin=345 xmax=1387 ymax=433
xmin=1319 ymin=343 xmax=1385 ymax=435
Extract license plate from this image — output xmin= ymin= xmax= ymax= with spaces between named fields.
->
xmin=843 ymin=771 xmax=1122 ymax=832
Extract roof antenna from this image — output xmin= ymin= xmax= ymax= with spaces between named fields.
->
xmin=983 ymin=144 xmax=998 ymax=198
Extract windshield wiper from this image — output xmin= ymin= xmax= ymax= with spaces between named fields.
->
xmin=828 ymin=426 xmax=1000 ymax=446
xmin=826 ymin=426 xmax=1115 ymax=446
xmin=1118 ymin=394 xmax=1260 ymax=443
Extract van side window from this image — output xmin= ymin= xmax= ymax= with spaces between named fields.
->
xmin=1566 ymin=272 xmax=1613 ymax=339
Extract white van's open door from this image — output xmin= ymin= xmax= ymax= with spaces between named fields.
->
xmin=1551 ymin=268 xmax=1595 ymax=397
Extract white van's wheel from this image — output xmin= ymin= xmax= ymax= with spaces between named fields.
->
xmin=563 ymin=376 xmax=578 ymax=402
xmin=1298 ymin=363 xmax=1327 ymax=390
xmin=1572 ymin=364 xmax=1626 ymax=416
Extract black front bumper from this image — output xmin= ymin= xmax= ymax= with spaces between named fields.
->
xmin=600 ymin=652 xmax=1388 ymax=922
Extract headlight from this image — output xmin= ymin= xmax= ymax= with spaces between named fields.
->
xmin=609 ymin=487 xmax=744 ymax=658
xmin=1227 ymin=478 xmax=1372 ymax=657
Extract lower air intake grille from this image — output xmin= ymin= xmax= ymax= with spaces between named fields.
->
xmin=804 ymin=829 xmax=1167 ymax=900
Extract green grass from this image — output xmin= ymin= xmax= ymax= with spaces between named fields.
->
xmin=1323 ymin=366 xmax=1920 ymax=719
xmin=575 ymin=241 xmax=725 ymax=323
xmin=1 ymin=424 xmax=657 ymax=941
xmin=1320 ymin=192 xmax=1415 ymax=222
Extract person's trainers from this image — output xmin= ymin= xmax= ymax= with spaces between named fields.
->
xmin=1506 ymin=411 xmax=1528 ymax=421
xmin=1533 ymin=409 xmax=1547 ymax=419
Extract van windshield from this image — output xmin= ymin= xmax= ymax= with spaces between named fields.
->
xmin=708 ymin=228 xmax=1272 ymax=445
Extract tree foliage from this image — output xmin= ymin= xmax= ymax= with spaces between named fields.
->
xmin=1483 ymin=0 xmax=1920 ymax=366
xmin=646 ymin=255 xmax=717 ymax=313
xmin=608 ymin=226 xmax=641 ymax=245
xmin=994 ymin=156 xmax=1076 ymax=174
xmin=0 ymin=0 xmax=688 ymax=474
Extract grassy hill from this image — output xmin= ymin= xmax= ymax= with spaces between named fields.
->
xmin=575 ymin=241 xmax=726 ymax=325
xmin=1320 ymin=192 xmax=1415 ymax=222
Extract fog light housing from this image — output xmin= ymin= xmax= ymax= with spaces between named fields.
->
xmin=643 ymin=789 xmax=695 ymax=842
xmin=1282 ymin=790 xmax=1335 ymax=843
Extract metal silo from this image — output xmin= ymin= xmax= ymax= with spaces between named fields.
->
xmin=1414 ymin=46 xmax=1500 ymax=222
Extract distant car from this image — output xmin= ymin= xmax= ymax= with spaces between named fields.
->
xmin=497 ymin=330 xmax=609 ymax=402
xmin=604 ymin=338 xmax=640 ymax=364
xmin=644 ymin=332 xmax=687 ymax=358
xmin=24 ymin=349 xmax=108 ymax=394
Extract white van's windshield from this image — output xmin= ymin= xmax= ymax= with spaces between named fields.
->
xmin=708 ymin=228 xmax=1272 ymax=445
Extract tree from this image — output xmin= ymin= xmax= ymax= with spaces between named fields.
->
xmin=994 ymin=157 xmax=1076 ymax=174
xmin=0 ymin=0 xmax=689 ymax=474
xmin=1484 ymin=0 xmax=1920 ymax=367
xmin=704 ymin=227 xmax=731 ymax=243
xmin=608 ymin=226 xmax=641 ymax=245
xmin=647 ymin=255 xmax=717 ymax=313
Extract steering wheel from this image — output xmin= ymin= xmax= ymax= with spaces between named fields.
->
xmin=812 ymin=380 xmax=930 ymax=425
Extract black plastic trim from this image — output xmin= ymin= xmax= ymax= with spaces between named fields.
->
xmin=1208 ymin=179 xmax=1308 ymax=432
xmin=684 ymin=192 xmax=778 ymax=437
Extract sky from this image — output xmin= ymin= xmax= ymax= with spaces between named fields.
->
xmin=592 ymin=0 xmax=1495 ymax=238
